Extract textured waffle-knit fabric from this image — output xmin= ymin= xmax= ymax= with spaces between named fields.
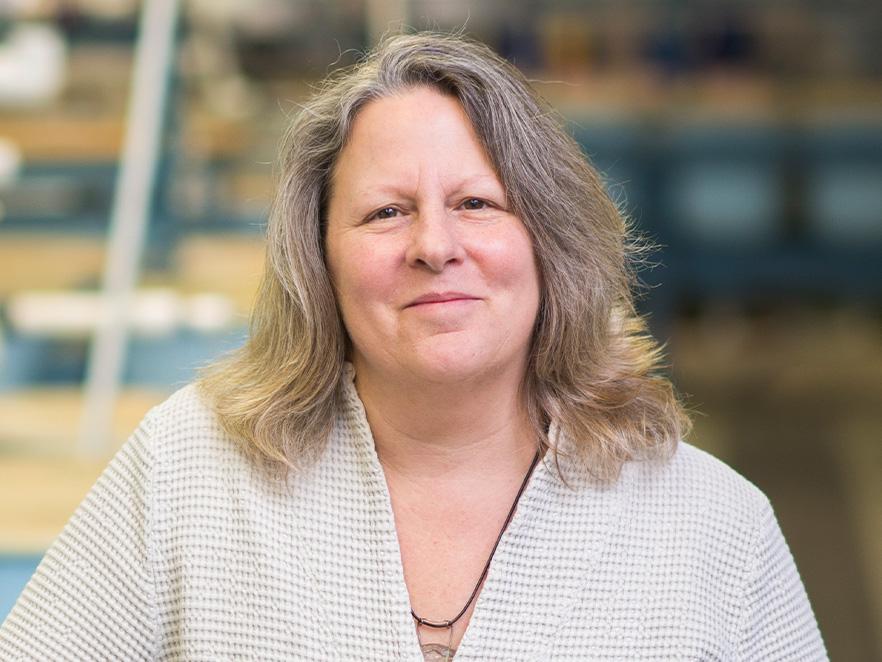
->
xmin=0 ymin=369 xmax=828 ymax=660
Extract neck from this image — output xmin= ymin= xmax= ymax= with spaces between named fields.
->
xmin=351 ymin=359 xmax=537 ymax=485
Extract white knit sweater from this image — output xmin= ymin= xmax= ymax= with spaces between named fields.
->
xmin=0 ymin=371 xmax=828 ymax=660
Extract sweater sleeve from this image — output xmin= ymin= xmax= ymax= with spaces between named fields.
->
xmin=734 ymin=497 xmax=829 ymax=661
xmin=0 ymin=415 xmax=157 ymax=661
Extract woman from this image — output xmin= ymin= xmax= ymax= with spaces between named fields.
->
xmin=0 ymin=32 xmax=826 ymax=660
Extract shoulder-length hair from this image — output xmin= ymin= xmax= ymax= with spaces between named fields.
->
xmin=197 ymin=31 xmax=691 ymax=485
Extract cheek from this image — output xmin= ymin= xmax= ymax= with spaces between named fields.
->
xmin=480 ymin=230 xmax=541 ymax=300
xmin=329 ymin=238 xmax=400 ymax=317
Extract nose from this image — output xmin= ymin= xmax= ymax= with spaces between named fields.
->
xmin=405 ymin=204 xmax=465 ymax=273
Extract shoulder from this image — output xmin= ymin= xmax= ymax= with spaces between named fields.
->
xmin=140 ymin=382 xmax=228 ymax=449
xmin=628 ymin=439 xmax=769 ymax=512
xmin=628 ymin=445 xmax=827 ymax=659
xmin=619 ymin=440 xmax=773 ymax=556
xmin=601 ymin=442 xmax=781 ymax=618
xmin=143 ymin=382 xmax=218 ymax=433
xmin=135 ymin=382 xmax=250 ymax=478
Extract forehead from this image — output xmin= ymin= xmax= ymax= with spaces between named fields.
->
xmin=330 ymin=87 xmax=500 ymax=192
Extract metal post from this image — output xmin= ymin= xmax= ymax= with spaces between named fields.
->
xmin=77 ymin=0 xmax=180 ymax=457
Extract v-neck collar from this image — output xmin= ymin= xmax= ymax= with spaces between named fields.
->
xmin=324 ymin=364 xmax=629 ymax=659
xmin=338 ymin=365 xmax=422 ymax=658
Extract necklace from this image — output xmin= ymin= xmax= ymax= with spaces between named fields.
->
xmin=411 ymin=448 xmax=543 ymax=661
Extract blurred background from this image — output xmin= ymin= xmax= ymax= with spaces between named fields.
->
xmin=0 ymin=0 xmax=879 ymax=658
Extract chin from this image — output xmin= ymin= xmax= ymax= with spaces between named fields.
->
xmin=402 ymin=340 xmax=509 ymax=385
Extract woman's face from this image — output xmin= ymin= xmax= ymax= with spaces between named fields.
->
xmin=324 ymin=86 xmax=541 ymax=385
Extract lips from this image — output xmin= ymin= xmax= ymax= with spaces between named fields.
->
xmin=405 ymin=291 xmax=480 ymax=308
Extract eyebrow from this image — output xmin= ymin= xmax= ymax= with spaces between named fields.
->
xmin=337 ymin=171 xmax=510 ymax=224
xmin=351 ymin=183 xmax=416 ymax=201
xmin=352 ymin=174 xmax=504 ymax=199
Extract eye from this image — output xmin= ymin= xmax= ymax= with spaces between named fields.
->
xmin=370 ymin=206 xmax=400 ymax=221
xmin=460 ymin=198 xmax=489 ymax=211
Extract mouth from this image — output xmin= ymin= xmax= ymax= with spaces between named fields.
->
xmin=405 ymin=292 xmax=480 ymax=308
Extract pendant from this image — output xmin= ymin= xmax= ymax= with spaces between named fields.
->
xmin=416 ymin=621 xmax=457 ymax=661
xmin=420 ymin=642 xmax=457 ymax=661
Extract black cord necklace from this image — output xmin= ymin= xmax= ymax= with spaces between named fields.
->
xmin=411 ymin=448 xmax=543 ymax=660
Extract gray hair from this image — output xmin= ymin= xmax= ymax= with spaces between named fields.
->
xmin=198 ymin=31 xmax=691 ymax=485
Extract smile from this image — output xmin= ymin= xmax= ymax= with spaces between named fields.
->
xmin=405 ymin=292 xmax=480 ymax=308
